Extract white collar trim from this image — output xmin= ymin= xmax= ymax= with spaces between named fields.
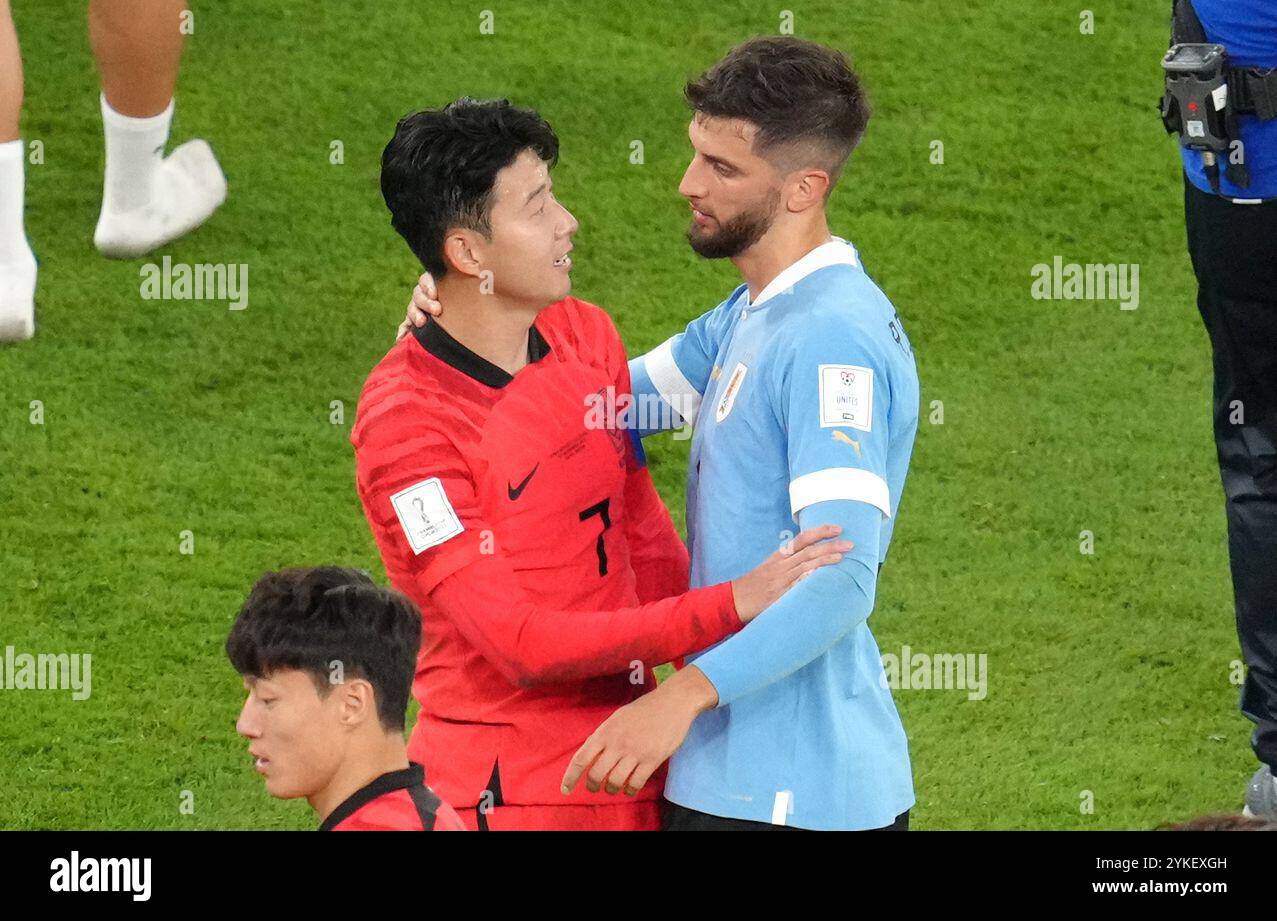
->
xmin=746 ymin=236 xmax=859 ymax=310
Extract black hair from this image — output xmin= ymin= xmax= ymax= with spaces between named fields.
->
xmin=684 ymin=36 xmax=871 ymax=184
xmin=380 ymin=97 xmax=560 ymax=276
xmin=226 ymin=566 xmax=421 ymax=732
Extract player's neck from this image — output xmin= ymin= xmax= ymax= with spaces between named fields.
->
xmin=309 ymin=734 xmax=411 ymax=824
xmin=431 ymin=277 xmax=540 ymax=376
xmin=734 ymin=213 xmax=832 ymax=303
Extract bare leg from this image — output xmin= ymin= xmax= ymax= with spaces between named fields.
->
xmin=87 ymin=0 xmax=225 ymax=258
xmin=0 ymin=0 xmax=35 ymax=342
xmin=88 ymin=0 xmax=186 ymax=118
xmin=0 ymin=0 xmax=21 ymax=142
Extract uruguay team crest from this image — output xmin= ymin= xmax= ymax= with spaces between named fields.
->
xmin=716 ymin=362 xmax=748 ymax=423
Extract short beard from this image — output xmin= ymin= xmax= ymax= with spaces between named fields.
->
xmin=686 ymin=190 xmax=780 ymax=259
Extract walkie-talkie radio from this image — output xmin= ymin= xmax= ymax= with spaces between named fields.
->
xmin=1161 ymin=43 xmax=1231 ymax=155
xmin=1157 ymin=0 xmax=1277 ymax=196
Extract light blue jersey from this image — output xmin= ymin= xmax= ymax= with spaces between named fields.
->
xmin=629 ymin=238 xmax=919 ymax=829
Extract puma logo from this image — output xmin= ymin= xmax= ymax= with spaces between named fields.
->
xmin=832 ymin=430 xmax=861 ymax=456
xmin=507 ymin=463 xmax=539 ymax=500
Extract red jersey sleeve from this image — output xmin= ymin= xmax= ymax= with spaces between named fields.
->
xmin=356 ymin=394 xmax=741 ymax=688
xmin=429 ymin=554 xmax=737 ymax=686
xmin=603 ymin=314 xmax=693 ymax=604
xmin=356 ymin=395 xmax=489 ymax=595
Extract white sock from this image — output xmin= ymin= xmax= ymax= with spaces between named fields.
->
xmin=0 ymin=138 xmax=32 ymax=263
xmin=99 ymin=93 xmax=173 ymax=215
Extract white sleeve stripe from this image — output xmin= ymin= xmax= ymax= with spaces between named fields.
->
xmin=643 ymin=337 xmax=702 ymax=426
xmin=789 ymin=468 xmax=892 ymax=519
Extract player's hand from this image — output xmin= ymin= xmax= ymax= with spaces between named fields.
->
xmin=561 ymin=665 xmax=718 ymax=798
xmin=730 ymin=525 xmax=851 ymax=622
xmin=395 ymin=271 xmax=443 ymax=342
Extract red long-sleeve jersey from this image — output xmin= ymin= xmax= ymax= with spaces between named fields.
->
xmin=352 ymin=297 xmax=740 ymax=811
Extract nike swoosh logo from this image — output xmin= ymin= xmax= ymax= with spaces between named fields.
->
xmin=507 ymin=463 xmax=539 ymax=500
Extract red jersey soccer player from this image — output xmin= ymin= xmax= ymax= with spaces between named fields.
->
xmin=353 ymin=98 xmax=848 ymax=831
xmin=228 ymin=566 xmax=466 ymax=831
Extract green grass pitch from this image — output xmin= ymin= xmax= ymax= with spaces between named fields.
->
xmin=0 ymin=0 xmax=1254 ymax=829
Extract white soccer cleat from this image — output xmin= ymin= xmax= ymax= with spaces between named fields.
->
xmin=94 ymin=138 xmax=227 ymax=259
xmin=0 ymin=245 xmax=37 ymax=342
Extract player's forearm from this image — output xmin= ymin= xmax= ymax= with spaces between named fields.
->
xmin=692 ymin=500 xmax=882 ymax=706
xmin=430 ymin=564 xmax=740 ymax=687
xmin=508 ymin=585 xmax=740 ymax=685
xmin=652 ymin=662 xmax=719 ymax=713
xmin=692 ymin=560 xmax=876 ymax=707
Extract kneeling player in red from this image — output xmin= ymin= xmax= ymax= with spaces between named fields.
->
xmin=227 ymin=566 xmax=466 ymax=831
xmin=353 ymin=99 xmax=847 ymax=830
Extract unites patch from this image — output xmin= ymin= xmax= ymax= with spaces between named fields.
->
xmin=819 ymin=364 xmax=873 ymax=431
xmin=390 ymin=477 xmax=464 ymax=554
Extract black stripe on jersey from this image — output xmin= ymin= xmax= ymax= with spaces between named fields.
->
xmin=475 ymin=760 xmax=504 ymax=832
xmin=407 ymin=783 xmax=443 ymax=832
xmin=318 ymin=762 xmax=426 ymax=831
xmin=413 ymin=317 xmax=551 ymax=389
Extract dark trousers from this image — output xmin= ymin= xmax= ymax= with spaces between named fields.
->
xmin=1185 ymin=176 xmax=1277 ymax=771
xmin=663 ymin=800 xmax=909 ymax=831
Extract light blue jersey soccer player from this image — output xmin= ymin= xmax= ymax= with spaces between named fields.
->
xmin=560 ymin=38 xmax=921 ymax=831
xmin=628 ymin=236 xmax=918 ymax=830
